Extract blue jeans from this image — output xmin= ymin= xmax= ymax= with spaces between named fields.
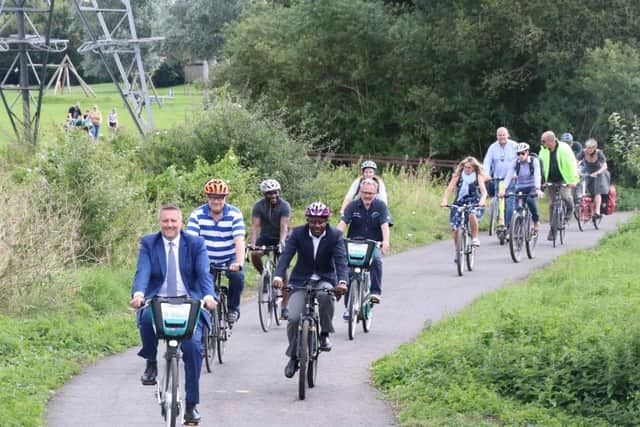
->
xmin=505 ymin=186 xmax=539 ymax=226
xmin=224 ymin=268 xmax=245 ymax=313
xmin=137 ymin=307 xmax=203 ymax=405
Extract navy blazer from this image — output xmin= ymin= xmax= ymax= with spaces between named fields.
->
xmin=275 ymin=224 xmax=348 ymax=286
xmin=132 ymin=230 xmax=215 ymax=325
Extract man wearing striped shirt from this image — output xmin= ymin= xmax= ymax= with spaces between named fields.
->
xmin=187 ymin=178 xmax=246 ymax=324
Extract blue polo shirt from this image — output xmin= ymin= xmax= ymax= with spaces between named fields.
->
xmin=341 ymin=198 xmax=389 ymax=242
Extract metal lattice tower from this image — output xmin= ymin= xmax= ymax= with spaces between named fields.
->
xmin=72 ymin=0 xmax=162 ymax=135
xmin=0 ymin=0 xmax=67 ymax=144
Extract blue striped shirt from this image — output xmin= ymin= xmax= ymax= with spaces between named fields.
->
xmin=186 ymin=203 xmax=246 ymax=265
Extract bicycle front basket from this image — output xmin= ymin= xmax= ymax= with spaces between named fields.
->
xmin=150 ymin=298 xmax=201 ymax=340
xmin=346 ymin=239 xmax=376 ymax=267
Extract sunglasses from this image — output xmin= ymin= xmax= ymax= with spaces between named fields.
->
xmin=517 ymin=151 xmax=528 ymax=156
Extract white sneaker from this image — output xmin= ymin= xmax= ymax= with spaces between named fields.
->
xmin=471 ymin=238 xmax=480 ymax=247
xmin=342 ymin=310 xmax=349 ymax=321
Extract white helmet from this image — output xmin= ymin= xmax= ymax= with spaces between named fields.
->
xmin=259 ymin=179 xmax=281 ymax=193
xmin=516 ymin=142 xmax=530 ymax=153
xmin=361 ymin=160 xmax=377 ymax=170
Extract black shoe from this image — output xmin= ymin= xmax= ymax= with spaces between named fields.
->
xmin=184 ymin=404 xmax=201 ymax=425
xmin=319 ymin=334 xmax=332 ymax=352
xmin=547 ymin=230 xmax=554 ymax=241
xmin=140 ymin=360 xmax=157 ymax=385
xmin=284 ymin=357 xmax=298 ymax=378
xmin=228 ymin=310 xmax=240 ymax=324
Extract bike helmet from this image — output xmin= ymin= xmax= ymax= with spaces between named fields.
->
xmin=560 ymin=132 xmax=573 ymax=143
xmin=360 ymin=160 xmax=377 ymax=170
xmin=516 ymin=142 xmax=530 ymax=153
xmin=203 ymin=178 xmax=229 ymax=195
xmin=259 ymin=179 xmax=281 ymax=193
xmin=305 ymin=201 xmax=330 ymax=218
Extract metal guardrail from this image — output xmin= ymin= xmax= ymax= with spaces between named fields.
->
xmin=307 ymin=151 xmax=457 ymax=170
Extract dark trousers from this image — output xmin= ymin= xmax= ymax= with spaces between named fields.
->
xmin=285 ymin=280 xmax=334 ymax=357
xmin=224 ymin=268 xmax=245 ymax=313
xmin=138 ymin=307 xmax=203 ymax=405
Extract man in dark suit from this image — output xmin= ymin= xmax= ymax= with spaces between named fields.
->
xmin=130 ymin=204 xmax=216 ymax=425
xmin=273 ymin=202 xmax=348 ymax=379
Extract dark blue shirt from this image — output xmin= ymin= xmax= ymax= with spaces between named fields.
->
xmin=341 ymin=198 xmax=389 ymax=242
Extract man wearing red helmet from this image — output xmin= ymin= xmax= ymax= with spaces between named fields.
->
xmin=273 ymin=201 xmax=348 ymax=379
xmin=187 ymin=178 xmax=246 ymax=324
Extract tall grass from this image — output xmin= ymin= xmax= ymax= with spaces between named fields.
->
xmin=372 ymin=215 xmax=640 ymax=426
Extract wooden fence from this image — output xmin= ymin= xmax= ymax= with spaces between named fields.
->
xmin=307 ymin=151 xmax=458 ymax=170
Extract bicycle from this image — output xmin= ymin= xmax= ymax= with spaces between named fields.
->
xmin=202 ymin=264 xmax=232 ymax=372
xmin=146 ymin=296 xmax=202 ymax=427
xmin=444 ymin=203 xmax=479 ymax=276
xmin=487 ymin=177 xmax=507 ymax=245
xmin=505 ymin=191 xmax=538 ymax=262
xmin=287 ymin=282 xmax=335 ymax=400
xmin=249 ymin=245 xmax=283 ymax=332
xmin=574 ymin=173 xmax=603 ymax=231
xmin=344 ymin=238 xmax=379 ymax=340
xmin=545 ymin=182 xmax=569 ymax=248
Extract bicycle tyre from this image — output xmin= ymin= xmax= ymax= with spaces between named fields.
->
xmin=202 ymin=324 xmax=214 ymax=373
xmin=509 ymin=214 xmax=524 ymax=263
xmin=347 ymin=278 xmax=359 ymax=340
xmin=307 ymin=324 xmax=318 ymax=388
xmin=455 ymin=228 xmax=464 ymax=276
xmin=488 ymin=197 xmax=498 ymax=236
xmin=574 ymin=201 xmax=585 ymax=232
xmin=465 ymin=230 xmax=476 ymax=271
xmin=298 ymin=320 xmax=310 ymax=400
xmin=362 ymin=274 xmax=373 ymax=333
xmin=165 ymin=357 xmax=179 ymax=427
xmin=593 ymin=209 xmax=602 ymax=229
xmin=257 ymin=269 xmax=272 ymax=332
xmin=525 ymin=214 xmax=537 ymax=259
xmin=550 ymin=203 xmax=560 ymax=248
xmin=216 ymin=298 xmax=227 ymax=364
xmin=558 ymin=204 xmax=566 ymax=245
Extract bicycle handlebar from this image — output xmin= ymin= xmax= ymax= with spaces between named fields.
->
xmin=247 ymin=244 xmax=281 ymax=252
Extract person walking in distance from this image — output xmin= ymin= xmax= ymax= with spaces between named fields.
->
xmin=130 ymin=204 xmax=216 ymax=425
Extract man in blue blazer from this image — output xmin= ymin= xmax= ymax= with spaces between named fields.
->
xmin=130 ymin=204 xmax=216 ymax=425
xmin=273 ymin=202 xmax=348 ymax=378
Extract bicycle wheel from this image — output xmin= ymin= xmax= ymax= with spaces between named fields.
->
xmin=257 ymin=269 xmax=273 ymax=332
xmin=488 ymin=197 xmax=498 ymax=236
xmin=347 ymin=278 xmax=359 ymax=340
xmin=455 ymin=228 xmax=464 ymax=276
xmin=165 ymin=357 xmax=179 ymax=427
xmin=202 ymin=324 xmax=214 ymax=373
xmin=525 ymin=214 xmax=537 ymax=259
xmin=574 ymin=200 xmax=586 ymax=232
xmin=558 ymin=204 xmax=566 ymax=245
xmin=298 ymin=320 xmax=310 ymax=400
xmin=272 ymin=286 xmax=282 ymax=326
xmin=307 ymin=324 xmax=318 ymax=388
xmin=509 ymin=214 xmax=524 ymax=263
xmin=465 ymin=230 xmax=476 ymax=271
xmin=216 ymin=299 xmax=227 ymax=364
xmin=362 ymin=274 xmax=373 ymax=333
xmin=593 ymin=206 xmax=602 ymax=229
xmin=550 ymin=204 xmax=560 ymax=248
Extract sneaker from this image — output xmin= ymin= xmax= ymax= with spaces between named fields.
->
xmin=342 ymin=310 xmax=349 ymax=321
xmin=319 ymin=334 xmax=332 ymax=352
xmin=369 ymin=294 xmax=381 ymax=304
xmin=280 ymin=307 xmax=289 ymax=320
xmin=471 ymin=238 xmax=480 ymax=247
xmin=228 ymin=310 xmax=240 ymax=324
xmin=284 ymin=357 xmax=298 ymax=378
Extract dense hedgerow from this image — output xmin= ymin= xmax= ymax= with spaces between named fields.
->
xmin=373 ymin=215 xmax=640 ymax=426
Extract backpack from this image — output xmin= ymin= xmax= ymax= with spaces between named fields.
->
xmin=515 ymin=153 xmax=545 ymax=184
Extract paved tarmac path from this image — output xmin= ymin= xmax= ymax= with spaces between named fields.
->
xmin=46 ymin=212 xmax=633 ymax=427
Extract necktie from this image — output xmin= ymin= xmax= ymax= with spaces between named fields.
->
xmin=166 ymin=242 xmax=177 ymax=297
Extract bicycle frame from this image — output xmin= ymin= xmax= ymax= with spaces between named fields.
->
xmin=545 ymin=182 xmax=568 ymax=247
xmin=506 ymin=192 xmax=538 ymax=262
xmin=250 ymin=245 xmax=283 ymax=332
xmin=575 ymin=174 xmax=602 ymax=231
xmin=445 ymin=203 xmax=478 ymax=276
xmin=345 ymin=238 xmax=378 ymax=340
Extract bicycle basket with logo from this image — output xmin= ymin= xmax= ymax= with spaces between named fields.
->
xmin=151 ymin=298 xmax=201 ymax=340
xmin=345 ymin=239 xmax=376 ymax=267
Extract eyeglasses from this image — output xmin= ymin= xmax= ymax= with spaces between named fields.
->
xmin=517 ymin=151 xmax=527 ymax=156
xmin=206 ymin=194 xmax=225 ymax=200
xmin=361 ymin=191 xmax=377 ymax=196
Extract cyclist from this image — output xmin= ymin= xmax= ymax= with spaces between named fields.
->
xmin=440 ymin=156 xmax=488 ymax=248
xmin=576 ymin=138 xmax=609 ymax=218
xmin=539 ymin=131 xmax=580 ymax=240
xmin=130 ymin=204 xmax=217 ymax=425
xmin=339 ymin=160 xmax=388 ymax=216
xmin=187 ymin=178 xmax=246 ymax=324
xmin=499 ymin=143 xmax=544 ymax=233
xmin=337 ymin=178 xmax=390 ymax=318
xmin=482 ymin=127 xmax=518 ymax=231
xmin=561 ymin=132 xmax=583 ymax=159
xmin=249 ymin=178 xmax=291 ymax=319
xmin=273 ymin=202 xmax=348 ymax=379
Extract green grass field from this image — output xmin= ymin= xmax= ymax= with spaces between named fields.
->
xmin=0 ymin=83 xmax=206 ymax=143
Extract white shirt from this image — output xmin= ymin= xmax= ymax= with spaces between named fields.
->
xmin=157 ymin=235 xmax=188 ymax=297
xmin=308 ymin=229 xmax=326 ymax=280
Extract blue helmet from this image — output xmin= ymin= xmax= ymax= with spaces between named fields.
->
xmin=560 ymin=132 xmax=573 ymax=143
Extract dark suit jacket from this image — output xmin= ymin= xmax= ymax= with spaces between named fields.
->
xmin=132 ymin=230 xmax=215 ymax=324
xmin=275 ymin=224 xmax=348 ymax=286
